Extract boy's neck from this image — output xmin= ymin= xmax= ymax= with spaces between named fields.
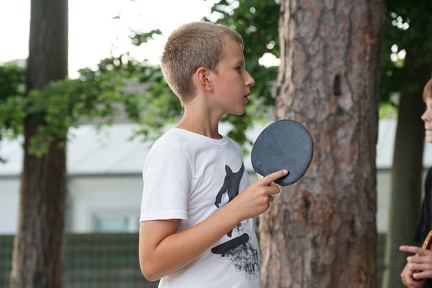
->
xmin=176 ymin=113 xmax=222 ymax=139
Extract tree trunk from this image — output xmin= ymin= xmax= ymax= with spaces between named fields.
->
xmin=382 ymin=63 xmax=431 ymax=288
xmin=259 ymin=0 xmax=386 ymax=287
xmin=9 ymin=0 xmax=68 ymax=287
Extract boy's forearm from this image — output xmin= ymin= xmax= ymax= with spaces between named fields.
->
xmin=139 ymin=200 xmax=243 ymax=281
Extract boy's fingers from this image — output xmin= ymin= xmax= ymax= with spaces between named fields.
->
xmin=400 ymin=245 xmax=429 ymax=255
xmin=400 ymin=246 xmax=419 ymax=253
xmin=260 ymin=170 xmax=288 ymax=186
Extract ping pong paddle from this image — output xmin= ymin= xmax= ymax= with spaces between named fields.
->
xmin=251 ymin=119 xmax=314 ymax=186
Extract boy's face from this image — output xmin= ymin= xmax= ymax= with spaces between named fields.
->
xmin=422 ymin=98 xmax=432 ymax=143
xmin=207 ymin=39 xmax=255 ymax=115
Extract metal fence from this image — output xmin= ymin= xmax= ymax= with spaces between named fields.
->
xmin=0 ymin=233 xmax=387 ymax=287
xmin=0 ymin=233 xmax=158 ymax=288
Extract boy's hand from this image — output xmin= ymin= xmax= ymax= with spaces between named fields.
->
xmin=233 ymin=170 xmax=288 ymax=220
xmin=400 ymin=245 xmax=432 ymax=287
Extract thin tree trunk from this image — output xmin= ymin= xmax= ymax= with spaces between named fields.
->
xmin=10 ymin=131 xmax=67 ymax=288
xmin=260 ymin=0 xmax=386 ymax=287
xmin=9 ymin=0 xmax=68 ymax=287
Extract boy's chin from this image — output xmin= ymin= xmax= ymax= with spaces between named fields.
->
xmin=233 ymin=106 xmax=247 ymax=115
xmin=231 ymin=111 xmax=245 ymax=116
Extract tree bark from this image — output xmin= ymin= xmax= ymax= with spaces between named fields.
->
xmin=382 ymin=63 xmax=431 ymax=288
xmin=260 ymin=0 xmax=386 ymax=287
xmin=9 ymin=0 xmax=68 ymax=287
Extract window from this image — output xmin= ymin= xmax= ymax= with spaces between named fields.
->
xmin=93 ymin=213 xmax=139 ymax=233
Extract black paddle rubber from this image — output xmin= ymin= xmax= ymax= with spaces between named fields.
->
xmin=251 ymin=119 xmax=313 ymax=186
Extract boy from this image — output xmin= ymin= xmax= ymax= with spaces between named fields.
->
xmin=400 ymin=79 xmax=432 ymax=288
xmin=138 ymin=21 xmax=287 ymax=287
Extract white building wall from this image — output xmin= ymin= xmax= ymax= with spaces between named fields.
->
xmin=376 ymin=170 xmax=391 ymax=233
xmin=68 ymin=176 xmax=142 ymax=233
xmin=0 ymin=169 xmax=396 ymax=235
xmin=0 ymin=178 xmax=20 ymax=233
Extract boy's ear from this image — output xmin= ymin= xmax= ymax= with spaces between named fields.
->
xmin=195 ymin=67 xmax=213 ymax=91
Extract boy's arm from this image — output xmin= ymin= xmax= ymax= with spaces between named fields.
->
xmin=139 ymin=169 xmax=287 ymax=281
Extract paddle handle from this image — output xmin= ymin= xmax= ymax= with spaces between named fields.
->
xmin=422 ymin=230 xmax=432 ymax=250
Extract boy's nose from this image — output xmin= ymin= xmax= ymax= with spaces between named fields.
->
xmin=246 ymin=72 xmax=255 ymax=87
xmin=422 ymin=109 xmax=432 ymax=122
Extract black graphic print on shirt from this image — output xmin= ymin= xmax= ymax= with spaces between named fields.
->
xmin=214 ymin=164 xmax=245 ymax=209
xmin=211 ymin=163 xmax=259 ymax=277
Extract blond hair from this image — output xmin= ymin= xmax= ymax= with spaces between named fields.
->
xmin=424 ymin=79 xmax=432 ymax=102
xmin=161 ymin=21 xmax=243 ymax=102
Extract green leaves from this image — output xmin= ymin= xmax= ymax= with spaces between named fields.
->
xmin=129 ymin=29 xmax=162 ymax=46
xmin=0 ymin=64 xmax=26 ymax=137
xmin=0 ymin=52 xmax=178 ymax=157
xmin=380 ymin=0 xmax=432 ymax=104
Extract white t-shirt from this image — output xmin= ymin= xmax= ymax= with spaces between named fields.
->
xmin=140 ymin=128 xmax=261 ymax=288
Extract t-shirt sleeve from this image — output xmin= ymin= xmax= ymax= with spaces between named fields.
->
xmin=139 ymin=142 xmax=191 ymax=222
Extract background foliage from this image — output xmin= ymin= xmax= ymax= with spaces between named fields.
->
xmin=1 ymin=0 xmax=431 ymax=156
